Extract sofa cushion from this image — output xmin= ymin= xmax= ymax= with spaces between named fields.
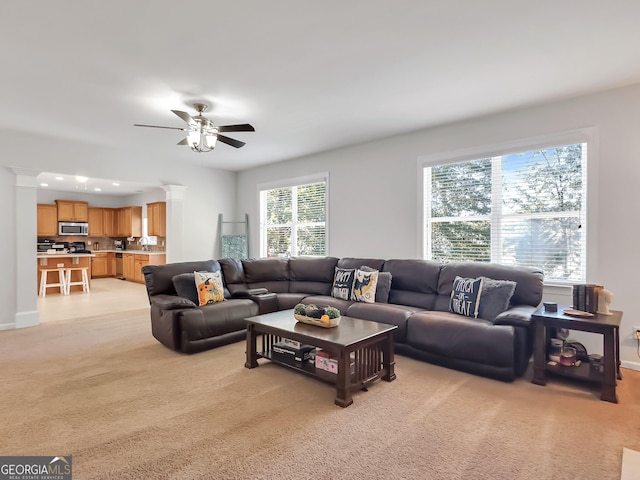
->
xmin=332 ymin=267 xmax=356 ymax=300
xmin=143 ymin=260 xmax=219 ymax=297
xmin=346 ymin=302 xmax=421 ymax=343
xmin=289 ymin=256 xmax=338 ymax=295
xmin=352 ymin=268 xmax=378 ymax=303
xmin=194 ymin=271 xmax=225 ymax=306
xmin=383 ymin=259 xmax=441 ymax=309
xmin=478 ymin=277 xmax=517 ymax=321
xmin=438 ymin=261 xmax=543 ymax=310
xmin=242 ymin=257 xmax=290 ymax=292
xmin=172 ymin=273 xmax=199 ymax=305
xmin=406 ymin=310 xmax=516 ymax=368
xmin=337 ymin=257 xmax=385 ymax=271
xmin=449 ymin=276 xmax=483 ymax=318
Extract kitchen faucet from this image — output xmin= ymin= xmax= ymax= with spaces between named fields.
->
xmin=139 ymin=237 xmax=149 ymax=251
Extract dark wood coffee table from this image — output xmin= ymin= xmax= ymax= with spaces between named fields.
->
xmin=245 ymin=309 xmax=397 ymax=407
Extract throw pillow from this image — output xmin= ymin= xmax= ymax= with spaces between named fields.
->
xmin=360 ymin=265 xmax=392 ymax=303
xmin=477 ymin=277 xmax=517 ymax=321
xmin=449 ymin=276 xmax=483 ymax=318
xmin=332 ymin=267 xmax=355 ymax=300
xmin=172 ymin=273 xmax=199 ymax=305
xmin=194 ymin=271 xmax=225 ymax=306
xmin=352 ymin=268 xmax=379 ymax=303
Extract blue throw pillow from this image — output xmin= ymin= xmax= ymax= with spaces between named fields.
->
xmin=449 ymin=276 xmax=483 ymax=318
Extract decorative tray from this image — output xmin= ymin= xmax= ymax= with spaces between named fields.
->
xmin=294 ymin=313 xmax=341 ymax=328
xmin=562 ymin=309 xmax=594 ymax=318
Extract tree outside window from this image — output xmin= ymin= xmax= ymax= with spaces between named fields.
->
xmin=424 ymin=143 xmax=586 ymax=282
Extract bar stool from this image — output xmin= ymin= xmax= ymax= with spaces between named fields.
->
xmin=64 ymin=267 xmax=90 ymax=295
xmin=39 ymin=268 xmax=67 ymax=297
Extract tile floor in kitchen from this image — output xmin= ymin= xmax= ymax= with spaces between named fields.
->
xmin=37 ymin=277 xmax=150 ymax=322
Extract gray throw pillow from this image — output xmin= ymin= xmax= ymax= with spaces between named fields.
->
xmin=172 ymin=273 xmax=199 ymax=305
xmin=360 ymin=266 xmax=392 ymax=303
xmin=478 ymin=277 xmax=517 ymax=321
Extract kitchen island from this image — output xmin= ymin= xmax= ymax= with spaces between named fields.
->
xmin=37 ymin=253 xmax=94 ymax=295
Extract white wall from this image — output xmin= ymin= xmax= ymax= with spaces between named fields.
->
xmin=1 ymin=130 xmax=237 ymax=329
xmin=237 ymin=82 xmax=640 ymax=369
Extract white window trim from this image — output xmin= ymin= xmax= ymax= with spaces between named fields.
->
xmin=258 ymin=172 xmax=330 ymax=257
xmin=416 ymin=127 xmax=599 ymax=283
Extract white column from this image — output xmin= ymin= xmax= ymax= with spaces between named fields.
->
xmin=162 ymin=184 xmax=187 ymax=263
xmin=12 ymin=167 xmax=41 ymax=329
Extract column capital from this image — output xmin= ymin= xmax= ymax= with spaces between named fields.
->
xmin=161 ymin=184 xmax=187 ymax=200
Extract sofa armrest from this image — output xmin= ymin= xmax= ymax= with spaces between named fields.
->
xmin=231 ymin=288 xmax=270 ymax=298
xmin=150 ymin=294 xmax=198 ymax=310
xmin=492 ymin=305 xmax=537 ymax=328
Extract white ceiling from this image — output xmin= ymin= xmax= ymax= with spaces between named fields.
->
xmin=3 ymin=0 xmax=640 ymax=181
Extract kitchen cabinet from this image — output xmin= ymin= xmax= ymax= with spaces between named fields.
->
xmin=123 ymin=253 xmax=166 ymax=283
xmin=56 ymin=200 xmax=89 ymax=222
xmin=103 ymin=208 xmax=116 ymax=236
xmin=116 ymin=206 xmax=142 ymax=237
xmin=147 ymin=201 xmax=166 ymax=237
xmin=88 ymin=208 xmax=104 ymax=236
xmin=123 ymin=253 xmax=135 ymax=280
xmin=91 ymin=252 xmax=115 ymax=278
xmin=37 ymin=204 xmax=58 ymax=237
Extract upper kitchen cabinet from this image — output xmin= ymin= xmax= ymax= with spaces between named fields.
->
xmin=37 ymin=204 xmax=58 ymax=237
xmin=88 ymin=207 xmax=104 ymax=236
xmin=147 ymin=201 xmax=166 ymax=237
xmin=56 ymin=200 xmax=89 ymax=222
xmin=116 ymin=206 xmax=142 ymax=237
xmin=103 ymin=208 xmax=116 ymax=236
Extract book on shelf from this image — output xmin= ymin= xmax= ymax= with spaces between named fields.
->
xmin=271 ymin=341 xmax=315 ymax=362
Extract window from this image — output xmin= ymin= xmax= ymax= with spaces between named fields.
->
xmin=423 ymin=142 xmax=587 ymax=282
xmin=260 ymin=177 xmax=327 ymax=257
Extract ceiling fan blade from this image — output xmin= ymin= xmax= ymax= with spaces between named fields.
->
xmin=177 ymin=138 xmax=188 ymax=145
xmin=216 ymin=123 xmax=255 ymax=133
xmin=134 ymin=124 xmax=187 ymax=131
xmin=171 ymin=110 xmax=196 ymax=126
xmin=216 ymin=134 xmax=246 ymax=148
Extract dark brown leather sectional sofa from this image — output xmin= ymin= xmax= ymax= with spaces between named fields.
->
xmin=142 ymin=256 xmax=543 ymax=381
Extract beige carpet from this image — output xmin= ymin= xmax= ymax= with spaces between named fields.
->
xmin=1 ymin=309 xmax=639 ymax=480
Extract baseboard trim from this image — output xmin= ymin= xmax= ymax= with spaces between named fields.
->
xmin=621 ymin=360 xmax=640 ymax=372
xmin=14 ymin=310 xmax=39 ymax=329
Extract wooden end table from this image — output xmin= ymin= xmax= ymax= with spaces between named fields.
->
xmin=245 ymin=310 xmax=397 ymax=408
xmin=531 ymin=306 xmax=623 ymax=403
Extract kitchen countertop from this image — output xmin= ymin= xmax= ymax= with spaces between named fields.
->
xmin=93 ymin=249 xmax=166 ymax=255
xmin=37 ymin=253 xmax=95 ymax=258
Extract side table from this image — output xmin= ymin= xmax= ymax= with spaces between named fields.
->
xmin=531 ymin=306 xmax=623 ymax=403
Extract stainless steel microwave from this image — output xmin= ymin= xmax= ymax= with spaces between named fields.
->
xmin=58 ymin=222 xmax=89 ymax=236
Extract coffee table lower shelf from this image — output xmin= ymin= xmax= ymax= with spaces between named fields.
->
xmin=245 ymin=311 xmax=397 ymax=408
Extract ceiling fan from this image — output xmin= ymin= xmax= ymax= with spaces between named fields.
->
xmin=134 ymin=103 xmax=255 ymax=153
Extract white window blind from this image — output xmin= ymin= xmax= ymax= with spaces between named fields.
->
xmin=260 ymin=180 xmax=327 ymax=257
xmin=424 ymin=143 xmax=586 ymax=282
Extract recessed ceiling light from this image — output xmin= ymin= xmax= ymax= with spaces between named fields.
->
xmin=112 ymin=182 xmax=120 ymax=186
xmin=94 ymin=188 xmax=102 ymax=192
xmin=40 ymin=183 xmax=48 ymax=187
xmin=75 ymin=175 xmax=88 ymax=183
xmin=55 ymin=176 xmax=64 ymax=181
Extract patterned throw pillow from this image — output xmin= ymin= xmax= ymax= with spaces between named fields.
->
xmin=194 ymin=271 xmax=225 ymax=306
xmin=352 ymin=269 xmax=379 ymax=303
xmin=449 ymin=276 xmax=483 ymax=318
xmin=360 ymin=266 xmax=392 ymax=303
xmin=332 ymin=267 xmax=355 ymax=300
